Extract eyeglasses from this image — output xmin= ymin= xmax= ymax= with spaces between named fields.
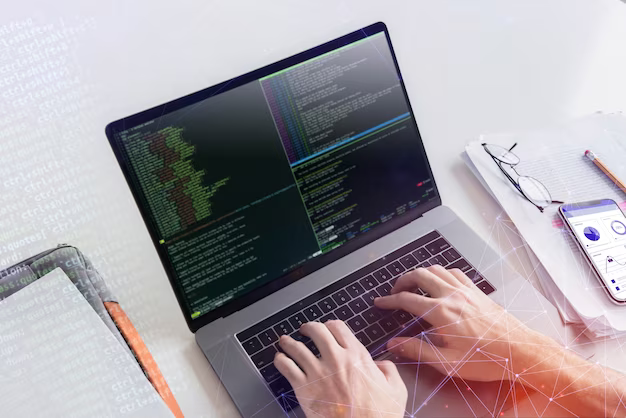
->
xmin=482 ymin=143 xmax=563 ymax=212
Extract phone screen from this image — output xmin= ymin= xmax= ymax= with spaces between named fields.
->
xmin=561 ymin=199 xmax=626 ymax=302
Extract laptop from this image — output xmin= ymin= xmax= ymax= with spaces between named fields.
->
xmin=106 ymin=22 xmax=587 ymax=417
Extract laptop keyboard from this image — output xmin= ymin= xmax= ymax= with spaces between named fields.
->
xmin=235 ymin=230 xmax=495 ymax=412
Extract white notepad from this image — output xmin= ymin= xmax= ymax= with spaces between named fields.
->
xmin=0 ymin=268 xmax=173 ymax=418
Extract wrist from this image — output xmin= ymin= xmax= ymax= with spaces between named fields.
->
xmin=508 ymin=327 xmax=561 ymax=376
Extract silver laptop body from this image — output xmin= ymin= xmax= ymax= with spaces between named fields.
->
xmin=196 ymin=204 xmax=586 ymax=417
xmin=105 ymin=22 xmax=589 ymax=418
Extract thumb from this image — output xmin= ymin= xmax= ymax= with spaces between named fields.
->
xmin=387 ymin=337 xmax=456 ymax=375
xmin=375 ymin=359 xmax=403 ymax=385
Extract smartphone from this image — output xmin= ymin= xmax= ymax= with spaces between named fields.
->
xmin=559 ymin=199 xmax=626 ymax=304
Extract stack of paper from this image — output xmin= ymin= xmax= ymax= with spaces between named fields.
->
xmin=464 ymin=113 xmax=626 ymax=339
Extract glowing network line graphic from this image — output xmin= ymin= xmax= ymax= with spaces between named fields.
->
xmin=211 ymin=137 xmax=626 ymax=417
xmin=207 ymin=210 xmax=623 ymax=418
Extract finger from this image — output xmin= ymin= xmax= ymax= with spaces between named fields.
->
xmin=375 ymin=359 xmax=404 ymax=386
xmin=447 ymin=268 xmax=474 ymax=287
xmin=274 ymin=352 xmax=306 ymax=385
xmin=375 ymin=291 xmax=438 ymax=321
xmin=279 ymin=334 xmax=319 ymax=375
xmin=427 ymin=264 xmax=462 ymax=287
xmin=387 ymin=336 xmax=456 ymax=375
xmin=391 ymin=268 xmax=454 ymax=297
xmin=300 ymin=321 xmax=341 ymax=359
xmin=324 ymin=320 xmax=362 ymax=350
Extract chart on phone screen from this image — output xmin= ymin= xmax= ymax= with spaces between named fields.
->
xmin=592 ymin=245 xmax=626 ymax=277
xmin=571 ymin=213 xmax=626 ymax=295
xmin=574 ymin=218 xmax=626 ymax=294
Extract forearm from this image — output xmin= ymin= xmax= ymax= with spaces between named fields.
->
xmin=510 ymin=329 xmax=626 ymax=416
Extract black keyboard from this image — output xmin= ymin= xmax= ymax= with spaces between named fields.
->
xmin=235 ymin=230 xmax=495 ymax=412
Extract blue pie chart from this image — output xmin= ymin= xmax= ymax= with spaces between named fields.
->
xmin=583 ymin=226 xmax=601 ymax=241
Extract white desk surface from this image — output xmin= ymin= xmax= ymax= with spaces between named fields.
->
xmin=2 ymin=1 xmax=626 ymax=416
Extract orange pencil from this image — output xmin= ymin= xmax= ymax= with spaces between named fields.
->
xmin=585 ymin=149 xmax=626 ymax=194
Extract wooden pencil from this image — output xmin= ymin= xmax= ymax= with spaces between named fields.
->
xmin=585 ymin=149 xmax=626 ymax=194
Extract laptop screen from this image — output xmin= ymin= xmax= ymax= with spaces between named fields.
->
xmin=106 ymin=23 xmax=439 ymax=331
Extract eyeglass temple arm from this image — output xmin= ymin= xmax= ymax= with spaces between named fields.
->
xmin=493 ymin=158 xmax=523 ymax=192
xmin=508 ymin=143 xmax=518 ymax=152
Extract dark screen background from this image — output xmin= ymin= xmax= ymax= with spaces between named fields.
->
xmin=113 ymin=32 xmax=437 ymax=319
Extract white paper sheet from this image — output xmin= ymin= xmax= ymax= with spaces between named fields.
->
xmin=465 ymin=113 xmax=626 ymax=332
xmin=0 ymin=268 xmax=173 ymax=418
xmin=463 ymin=150 xmax=582 ymax=324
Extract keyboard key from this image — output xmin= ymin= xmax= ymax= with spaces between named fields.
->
xmin=411 ymin=248 xmax=430 ymax=262
xmin=373 ymin=268 xmax=392 ymax=283
xmin=276 ymin=393 xmax=299 ymax=412
xmin=318 ymin=297 xmax=337 ymax=313
xmin=275 ymin=342 xmax=284 ymax=353
xmin=335 ymin=305 xmax=354 ymax=321
xmin=320 ymin=312 xmax=337 ymax=322
xmin=476 ymin=280 xmax=495 ymax=295
xmin=380 ymin=316 xmax=399 ymax=333
xmin=347 ymin=315 xmax=368 ymax=332
xmin=420 ymin=260 xmax=431 ymax=268
xmin=392 ymin=310 xmax=413 ymax=325
xmin=270 ymin=376 xmax=295 ymax=398
xmin=363 ymin=289 xmax=379 ymax=306
xmin=397 ymin=319 xmax=428 ymax=338
xmin=442 ymin=248 xmax=461 ymax=263
xmin=273 ymin=320 xmax=293 ymax=337
xmin=346 ymin=282 xmax=365 ymax=298
xmin=332 ymin=290 xmax=351 ymax=305
xmin=448 ymin=258 xmax=472 ymax=273
xmin=242 ymin=336 xmax=263 ymax=355
xmin=251 ymin=346 xmax=277 ymax=369
xmin=348 ymin=297 xmax=367 ymax=314
xmin=269 ymin=376 xmax=298 ymax=411
xmin=399 ymin=254 xmax=418 ymax=269
xmin=428 ymin=254 xmax=447 ymax=267
xmin=376 ymin=282 xmax=392 ymax=297
xmin=466 ymin=269 xmax=483 ymax=283
xmin=305 ymin=339 xmax=320 ymax=357
xmin=259 ymin=329 xmax=279 ymax=346
xmin=359 ymin=275 xmax=378 ymax=290
xmin=288 ymin=312 xmax=307 ymax=330
xmin=363 ymin=307 xmax=384 ymax=324
xmin=290 ymin=330 xmax=310 ymax=343
xmin=364 ymin=323 xmax=385 ymax=342
xmin=269 ymin=375 xmax=291 ymax=395
xmin=260 ymin=363 xmax=282 ymax=382
xmin=386 ymin=261 xmax=405 ymax=276
xmin=304 ymin=305 xmax=323 ymax=321
xmin=425 ymin=238 xmax=451 ymax=255
xmin=355 ymin=331 xmax=371 ymax=346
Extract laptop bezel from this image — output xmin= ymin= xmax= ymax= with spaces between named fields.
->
xmin=105 ymin=21 xmax=441 ymax=333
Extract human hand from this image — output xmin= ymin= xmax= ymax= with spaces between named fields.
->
xmin=374 ymin=265 xmax=537 ymax=382
xmin=274 ymin=320 xmax=407 ymax=417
